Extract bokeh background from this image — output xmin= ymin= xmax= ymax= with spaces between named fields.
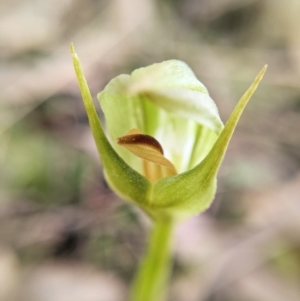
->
xmin=1 ymin=0 xmax=300 ymax=300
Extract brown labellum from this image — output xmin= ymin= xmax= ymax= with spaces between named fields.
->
xmin=117 ymin=133 xmax=164 ymax=154
xmin=117 ymin=128 xmax=177 ymax=182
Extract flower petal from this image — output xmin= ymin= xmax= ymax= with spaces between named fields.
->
xmin=129 ymin=60 xmax=224 ymax=135
xmin=97 ymin=75 xmax=158 ymax=174
xmin=153 ymin=112 xmax=218 ymax=173
xmin=98 ymin=60 xmax=223 ymax=172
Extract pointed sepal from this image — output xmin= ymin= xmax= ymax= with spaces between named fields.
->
xmin=70 ymin=44 xmax=151 ymax=206
xmin=151 ymin=66 xmax=267 ymax=219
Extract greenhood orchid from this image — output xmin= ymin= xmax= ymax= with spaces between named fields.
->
xmin=71 ymin=44 xmax=266 ymax=221
xmin=71 ymin=44 xmax=266 ymax=301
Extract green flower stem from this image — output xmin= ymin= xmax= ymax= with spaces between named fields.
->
xmin=130 ymin=216 xmax=174 ymax=301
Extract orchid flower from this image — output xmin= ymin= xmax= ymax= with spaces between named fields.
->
xmin=71 ymin=43 xmax=266 ymax=301
xmin=71 ymin=44 xmax=266 ymax=221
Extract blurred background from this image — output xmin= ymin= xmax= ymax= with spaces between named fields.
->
xmin=1 ymin=0 xmax=300 ymax=300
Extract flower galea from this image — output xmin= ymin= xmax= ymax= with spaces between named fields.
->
xmin=71 ymin=44 xmax=266 ymax=221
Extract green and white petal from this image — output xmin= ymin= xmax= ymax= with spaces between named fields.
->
xmin=99 ymin=60 xmax=223 ymax=173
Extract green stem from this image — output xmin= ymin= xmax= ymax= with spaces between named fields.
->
xmin=130 ymin=216 xmax=174 ymax=301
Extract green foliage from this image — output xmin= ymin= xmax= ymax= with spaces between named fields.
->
xmin=0 ymin=124 xmax=89 ymax=204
